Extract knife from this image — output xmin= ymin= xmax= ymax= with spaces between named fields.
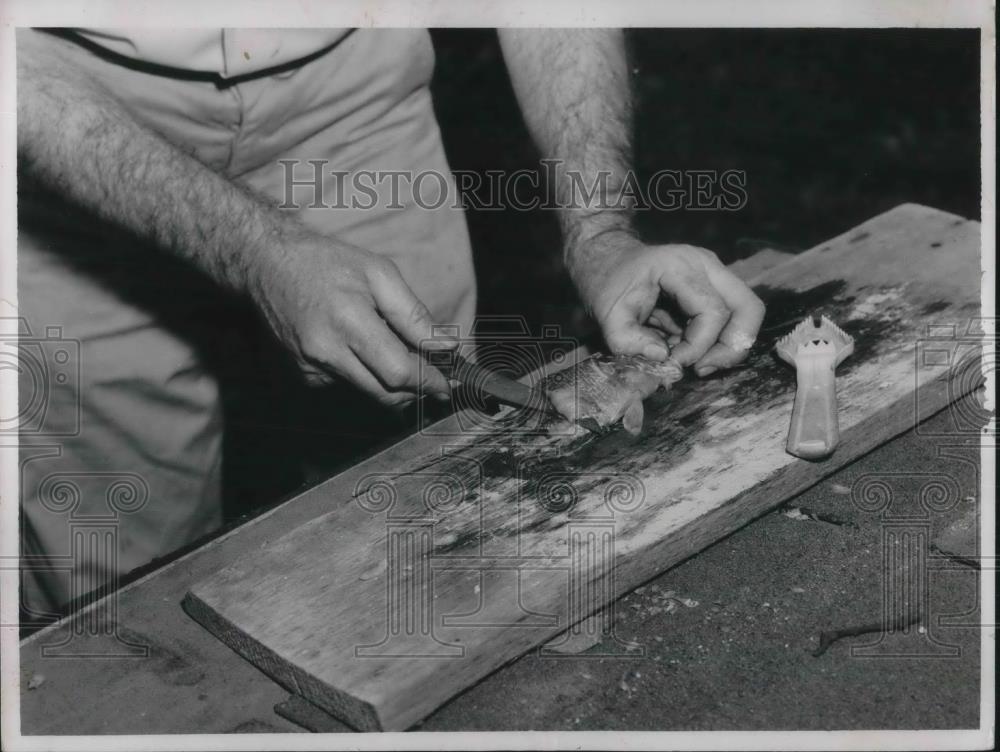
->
xmin=424 ymin=348 xmax=601 ymax=433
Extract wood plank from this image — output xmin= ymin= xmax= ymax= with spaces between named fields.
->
xmin=725 ymin=247 xmax=795 ymax=281
xmin=10 ymin=250 xmax=753 ymax=738
xmin=16 ymin=243 xmax=795 ymax=736
xmin=274 ymin=693 xmax=351 ymax=732
xmin=180 ymin=204 xmax=979 ymax=730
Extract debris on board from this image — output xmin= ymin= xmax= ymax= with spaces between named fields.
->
xmin=847 ymin=287 xmax=904 ymax=319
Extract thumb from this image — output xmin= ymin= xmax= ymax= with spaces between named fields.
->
xmin=369 ymin=260 xmax=455 ymax=351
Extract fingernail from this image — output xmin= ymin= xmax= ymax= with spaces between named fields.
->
xmin=642 ymin=344 xmax=669 ymax=361
xmin=434 ymin=390 xmax=452 ymax=402
xmin=696 ymin=365 xmax=717 ymax=377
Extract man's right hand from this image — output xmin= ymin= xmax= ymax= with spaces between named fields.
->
xmin=17 ymin=31 xmax=453 ymax=409
xmin=249 ymin=226 xmax=455 ymax=407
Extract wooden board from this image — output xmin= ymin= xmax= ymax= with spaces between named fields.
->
xmin=17 ymin=243 xmax=793 ymax=736
xmin=183 ymin=203 xmax=982 ymax=731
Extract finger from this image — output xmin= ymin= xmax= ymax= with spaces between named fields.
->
xmin=690 ymin=343 xmax=741 ymax=377
xmin=647 ymin=307 xmax=683 ymax=336
xmin=692 ymin=335 xmax=753 ymax=377
xmin=602 ymin=306 xmax=672 ymax=361
xmin=596 ymin=278 xmax=673 ymax=360
xmin=301 ymin=363 xmax=336 ymax=387
xmin=349 ymin=309 xmax=452 ymax=398
xmin=663 ymin=270 xmax=732 ymax=366
xmin=693 ymin=265 xmax=766 ymax=374
xmin=368 ymin=259 xmax=457 ymax=352
xmin=338 ymin=352 xmax=420 ymax=407
xmin=701 ymin=257 xmax=766 ymax=346
xmin=307 ymin=346 xmax=417 ymax=407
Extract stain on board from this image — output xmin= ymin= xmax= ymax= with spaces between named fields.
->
xmin=922 ymin=300 xmax=950 ymax=315
xmin=366 ymin=277 xmax=962 ymax=558
xmin=753 ymin=280 xmax=850 ymax=336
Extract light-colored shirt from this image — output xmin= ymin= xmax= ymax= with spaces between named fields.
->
xmin=72 ymin=28 xmax=351 ymax=77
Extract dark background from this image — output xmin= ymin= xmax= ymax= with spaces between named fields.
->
xmin=224 ymin=28 xmax=981 ymax=522
xmin=430 ymin=28 xmax=980 ymax=341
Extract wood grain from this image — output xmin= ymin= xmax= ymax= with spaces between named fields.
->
xmin=184 ymin=203 xmax=982 ymax=731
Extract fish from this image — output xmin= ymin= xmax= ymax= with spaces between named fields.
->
xmin=542 ymin=354 xmax=684 ymax=436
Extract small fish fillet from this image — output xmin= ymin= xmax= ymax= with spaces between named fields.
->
xmin=544 ymin=355 xmax=683 ymax=435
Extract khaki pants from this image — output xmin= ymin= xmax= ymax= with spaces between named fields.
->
xmin=18 ymin=29 xmax=476 ymax=617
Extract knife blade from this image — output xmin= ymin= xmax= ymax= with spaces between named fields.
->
xmin=425 ymin=348 xmax=549 ymax=412
xmin=424 ymin=348 xmax=601 ymax=433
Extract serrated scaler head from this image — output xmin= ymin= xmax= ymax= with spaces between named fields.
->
xmin=774 ymin=314 xmax=854 ymax=367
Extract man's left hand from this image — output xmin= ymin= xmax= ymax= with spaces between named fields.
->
xmin=571 ymin=234 xmax=766 ymax=377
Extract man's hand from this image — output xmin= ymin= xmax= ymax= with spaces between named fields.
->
xmin=571 ymin=233 xmax=765 ymax=376
xmin=498 ymin=29 xmax=765 ymax=375
xmin=18 ymin=30 xmax=451 ymax=408
xmin=249 ymin=228 xmax=454 ymax=406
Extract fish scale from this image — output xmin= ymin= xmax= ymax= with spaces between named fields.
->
xmin=542 ymin=354 xmax=684 ymax=435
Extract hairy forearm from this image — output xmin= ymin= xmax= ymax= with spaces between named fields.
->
xmin=497 ymin=29 xmax=635 ymax=270
xmin=499 ymin=30 xmax=765 ymax=372
xmin=16 ymin=31 xmax=286 ymax=297
xmin=15 ymin=32 xmax=462 ymax=404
